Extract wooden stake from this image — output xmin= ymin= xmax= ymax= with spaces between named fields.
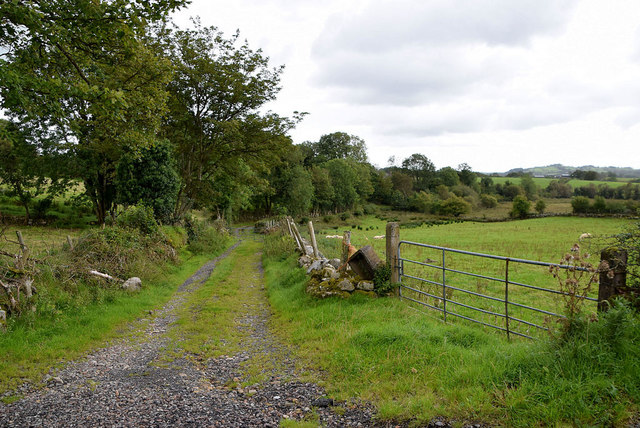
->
xmin=15 ymin=231 xmax=29 ymax=271
xmin=342 ymin=231 xmax=351 ymax=265
xmin=288 ymin=218 xmax=303 ymax=252
xmin=307 ymin=221 xmax=320 ymax=259
xmin=66 ymin=235 xmax=74 ymax=250
xmin=291 ymin=221 xmax=306 ymax=254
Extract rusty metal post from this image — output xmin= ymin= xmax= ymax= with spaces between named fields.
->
xmin=598 ymin=248 xmax=627 ymax=312
xmin=386 ymin=222 xmax=400 ymax=294
xmin=307 ymin=221 xmax=320 ymax=259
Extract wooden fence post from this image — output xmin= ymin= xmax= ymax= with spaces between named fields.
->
xmin=290 ymin=220 xmax=306 ymax=255
xmin=598 ymin=248 xmax=627 ymax=312
xmin=307 ymin=221 xmax=320 ymax=259
xmin=66 ymin=235 xmax=74 ymax=250
xmin=341 ymin=231 xmax=351 ymax=265
xmin=386 ymin=222 xmax=400 ymax=295
xmin=15 ymin=231 xmax=29 ymax=271
xmin=287 ymin=218 xmax=303 ymax=252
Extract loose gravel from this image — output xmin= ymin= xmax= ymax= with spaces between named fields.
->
xmin=0 ymin=233 xmax=404 ymax=427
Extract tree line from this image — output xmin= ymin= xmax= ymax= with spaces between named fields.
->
xmin=0 ymin=1 xmax=489 ymax=223
xmin=2 ymin=1 xmax=638 ymax=224
xmin=0 ymin=1 xmax=303 ymax=224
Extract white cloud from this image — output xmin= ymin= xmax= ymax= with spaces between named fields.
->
xmin=313 ymin=0 xmax=576 ymax=55
xmin=175 ymin=0 xmax=640 ymax=170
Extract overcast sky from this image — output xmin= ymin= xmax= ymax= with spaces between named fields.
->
xmin=174 ymin=0 xmax=640 ymax=172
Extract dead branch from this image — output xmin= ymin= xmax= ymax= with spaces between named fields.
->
xmin=0 ymin=279 xmax=18 ymax=312
xmin=89 ymin=270 xmax=123 ymax=283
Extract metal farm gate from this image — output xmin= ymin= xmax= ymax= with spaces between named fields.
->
xmin=396 ymin=240 xmax=597 ymax=339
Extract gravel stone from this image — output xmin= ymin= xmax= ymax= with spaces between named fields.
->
xmin=0 ymin=230 xmax=380 ymax=427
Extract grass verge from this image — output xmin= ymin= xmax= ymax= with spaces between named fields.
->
xmin=0 ymin=245 xmax=230 ymax=395
xmin=263 ymin=239 xmax=640 ymax=426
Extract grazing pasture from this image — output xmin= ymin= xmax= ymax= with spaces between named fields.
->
xmin=487 ymin=176 xmax=633 ymax=189
xmin=265 ymin=215 xmax=640 ymax=426
xmin=306 ymin=217 xmax=630 ymax=337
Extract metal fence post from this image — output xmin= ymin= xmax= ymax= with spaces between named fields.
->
xmin=598 ymin=248 xmax=627 ymax=312
xmin=442 ymin=248 xmax=447 ymax=322
xmin=386 ymin=222 xmax=400 ymax=295
xmin=505 ymin=258 xmax=510 ymax=340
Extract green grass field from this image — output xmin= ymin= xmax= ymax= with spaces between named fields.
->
xmin=487 ymin=176 xmax=634 ymax=189
xmin=264 ymin=216 xmax=640 ymax=426
xmin=0 ymin=226 xmax=84 ymax=258
xmin=303 ymin=216 xmax=630 ymax=339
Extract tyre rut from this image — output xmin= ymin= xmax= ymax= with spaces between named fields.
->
xmin=0 ymin=231 xmax=381 ymax=427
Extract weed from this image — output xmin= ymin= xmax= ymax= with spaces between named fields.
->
xmin=1 ymin=395 xmax=22 ymax=404
xmin=264 ymin=231 xmax=296 ymax=260
xmin=549 ymin=243 xmax=599 ymax=325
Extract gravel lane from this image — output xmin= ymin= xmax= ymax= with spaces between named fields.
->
xmin=0 ymin=234 xmax=389 ymax=427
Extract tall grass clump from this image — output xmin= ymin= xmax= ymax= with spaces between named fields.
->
xmin=263 ymin=228 xmax=296 ymax=260
xmin=183 ymin=215 xmax=231 ymax=255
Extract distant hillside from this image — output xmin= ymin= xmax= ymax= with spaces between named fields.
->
xmin=499 ymin=164 xmax=640 ymax=178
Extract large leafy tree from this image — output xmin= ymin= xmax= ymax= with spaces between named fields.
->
xmin=0 ymin=0 xmax=187 ymax=224
xmin=0 ymin=120 xmax=44 ymax=221
xmin=115 ymin=140 xmax=180 ymax=223
xmin=402 ymin=153 xmax=436 ymax=191
xmin=159 ymin=21 xmax=301 ymax=218
xmin=308 ymin=132 xmax=368 ymax=164
xmin=323 ymin=158 xmax=373 ymax=211
xmin=257 ymin=146 xmax=313 ymax=217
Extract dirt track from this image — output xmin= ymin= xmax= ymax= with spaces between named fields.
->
xmin=0 ymin=233 xmax=382 ymax=427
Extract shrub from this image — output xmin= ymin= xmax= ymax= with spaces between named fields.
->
xmin=33 ymin=197 xmax=54 ymax=219
xmin=410 ymin=191 xmax=441 ymax=214
xmin=571 ymin=196 xmax=591 ymax=214
xmin=501 ymin=184 xmax=523 ymax=201
xmin=592 ymin=196 xmax=607 ymax=213
xmin=340 ymin=212 xmax=350 ymax=221
xmin=510 ymin=195 xmax=530 ymax=219
xmin=480 ymin=194 xmax=498 ymax=208
xmin=373 ymin=263 xmax=395 ymax=296
xmin=116 ymin=205 xmax=159 ymax=235
xmin=610 ymin=221 xmax=640 ymax=289
xmin=72 ymin=225 xmax=174 ymax=279
xmin=535 ymin=199 xmax=546 ymax=214
xmin=185 ymin=218 xmax=230 ymax=255
xmin=439 ymin=196 xmax=471 ymax=217
xmin=363 ymin=204 xmax=377 ymax=215
xmin=607 ymin=201 xmax=626 ymax=214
